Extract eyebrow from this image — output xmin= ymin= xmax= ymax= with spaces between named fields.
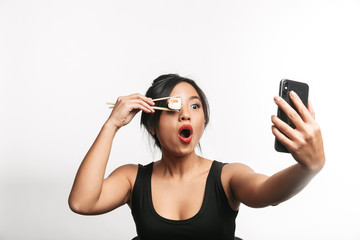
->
xmin=189 ymin=96 xmax=201 ymax=101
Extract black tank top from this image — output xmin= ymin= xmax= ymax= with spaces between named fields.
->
xmin=131 ymin=160 xmax=238 ymax=240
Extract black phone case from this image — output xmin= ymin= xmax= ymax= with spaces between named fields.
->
xmin=275 ymin=79 xmax=309 ymax=153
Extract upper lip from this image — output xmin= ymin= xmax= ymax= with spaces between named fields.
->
xmin=178 ymin=124 xmax=193 ymax=136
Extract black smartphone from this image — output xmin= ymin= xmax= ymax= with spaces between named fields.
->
xmin=275 ymin=79 xmax=309 ymax=153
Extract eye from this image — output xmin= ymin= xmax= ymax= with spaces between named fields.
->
xmin=190 ymin=104 xmax=200 ymax=110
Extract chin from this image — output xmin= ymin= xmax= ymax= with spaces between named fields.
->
xmin=166 ymin=144 xmax=197 ymax=158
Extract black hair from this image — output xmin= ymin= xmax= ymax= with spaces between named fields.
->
xmin=140 ymin=74 xmax=210 ymax=150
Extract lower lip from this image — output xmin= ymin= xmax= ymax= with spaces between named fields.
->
xmin=178 ymin=134 xmax=192 ymax=143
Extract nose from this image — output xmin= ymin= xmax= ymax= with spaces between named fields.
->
xmin=179 ymin=107 xmax=191 ymax=122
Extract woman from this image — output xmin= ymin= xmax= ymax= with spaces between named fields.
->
xmin=68 ymin=74 xmax=325 ymax=239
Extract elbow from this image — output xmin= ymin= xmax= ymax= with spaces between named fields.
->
xmin=68 ymin=197 xmax=81 ymax=214
xmin=68 ymin=196 xmax=90 ymax=215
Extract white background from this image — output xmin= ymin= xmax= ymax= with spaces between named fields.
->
xmin=1 ymin=0 xmax=360 ymax=239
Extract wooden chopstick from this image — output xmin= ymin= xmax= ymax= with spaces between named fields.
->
xmin=152 ymin=96 xmax=172 ymax=102
xmin=106 ymin=96 xmax=180 ymax=111
xmin=152 ymin=106 xmax=178 ymax=111
xmin=108 ymin=106 xmax=177 ymax=111
xmin=106 ymin=103 xmax=178 ymax=111
xmin=106 ymin=96 xmax=179 ymax=105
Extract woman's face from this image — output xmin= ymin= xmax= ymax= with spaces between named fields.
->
xmin=156 ymin=82 xmax=205 ymax=157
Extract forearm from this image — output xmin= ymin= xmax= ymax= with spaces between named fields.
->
xmin=68 ymin=121 xmax=119 ymax=210
xmin=258 ymin=163 xmax=322 ymax=206
xmin=266 ymin=91 xmax=326 ymax=206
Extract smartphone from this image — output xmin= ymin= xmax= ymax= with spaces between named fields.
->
xmin=275 ymin=79 xmax=309 ymax=153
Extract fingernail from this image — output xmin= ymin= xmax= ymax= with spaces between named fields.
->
xmin=290 ymin=91 xmax=296 ymax=97
xmin=274 ymin=96 xmax=281 ymax=102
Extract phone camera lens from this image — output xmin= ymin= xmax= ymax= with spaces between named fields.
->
xmin=283 ymin=81 xmax=288 ymax=94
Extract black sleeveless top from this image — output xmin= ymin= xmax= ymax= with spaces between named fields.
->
xmin=131 ymin=160 xmax=238 ymax=240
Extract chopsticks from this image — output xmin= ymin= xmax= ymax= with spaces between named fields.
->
xmin=106 ymin=96 xmax=180 ymax=111
xmin=151 ymin=96 xmax=173 ymax=102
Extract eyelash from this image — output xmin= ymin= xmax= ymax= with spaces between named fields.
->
xmin=190 ymin=104 xmax=201 ymax=109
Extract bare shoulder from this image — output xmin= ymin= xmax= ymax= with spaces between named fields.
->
xmin=108 ymin=163 xmax=139 ymax=187
xmin=219 ymin=163 xmax=255 ymax=210
xmin=221 ymin=162 xmax=256 ymax=189
xmin=222 ymin=162 xmax=255 ymax=179
xmin=111 ymin=163 xmax=138 ymax=174
xmin=104 ymin=164 xmax=139 ymax=207
xmin=222 ymin=162 xmax=270 ymax=208
xmin=222 ymin=162 xmax=267 ymax=188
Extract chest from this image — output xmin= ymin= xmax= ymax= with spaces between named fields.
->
xmin=151 ymin=175 xmax=207 ymax=221
xmin=131 ymin=163 xmax=239 ymax=240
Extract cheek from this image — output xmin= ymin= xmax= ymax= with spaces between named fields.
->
xmin=194 ymin=116 xmax=205 ymax=137
xmin=157 ymin=116 xmax=176 ymax=138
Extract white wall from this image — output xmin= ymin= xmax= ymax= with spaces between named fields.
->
xmin=1 ymin=0 xmax=359 ymax=239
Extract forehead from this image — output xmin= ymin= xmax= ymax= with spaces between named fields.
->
xmin=169 ymin=82 xmax=200 ymax=99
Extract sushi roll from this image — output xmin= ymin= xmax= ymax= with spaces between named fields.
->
xmin=167 ymin=97 xmax=182 ymax=110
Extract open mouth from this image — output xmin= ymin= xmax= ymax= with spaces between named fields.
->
xmin=178 ymin=124 xmax=193 ymax=143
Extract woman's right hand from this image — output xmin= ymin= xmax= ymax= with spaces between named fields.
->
xmin=106 ymin=93 xmax=155 ymax=129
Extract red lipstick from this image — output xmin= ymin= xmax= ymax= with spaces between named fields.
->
xmin=178 ymin=124 xmax=193 ymax=143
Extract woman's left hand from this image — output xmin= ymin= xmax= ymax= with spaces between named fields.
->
xmin=271 ymin=91 xmax=325 ymax=172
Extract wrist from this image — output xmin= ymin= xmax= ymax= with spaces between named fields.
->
xmin=300 ymin=158 xmax=325 ymax=174
xmin=103 ymin=119 xmax=121 ymax=132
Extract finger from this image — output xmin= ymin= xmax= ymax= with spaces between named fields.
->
xmin=274 ymin=96 xmax=304 ymax=130
xmin=129 ymin=99 xmax=155 ymax=113
xmin=128 ymin=102 xmax=154 ymax=114
xmin=271 ymin=115 xmax=297 ymax=140
xmin=289 ymin=91 xmax=313 ymax=123
xmin=130 ymin=93 xmax=155 ymax=106
xmin=271 ymin=125 xmax=296 ymax=150
xmin=308 ymin=100 xmax=316 ymax=120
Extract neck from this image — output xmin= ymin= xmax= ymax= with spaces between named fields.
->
xmin=157 ymin=150 xmax=206 ymax=179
